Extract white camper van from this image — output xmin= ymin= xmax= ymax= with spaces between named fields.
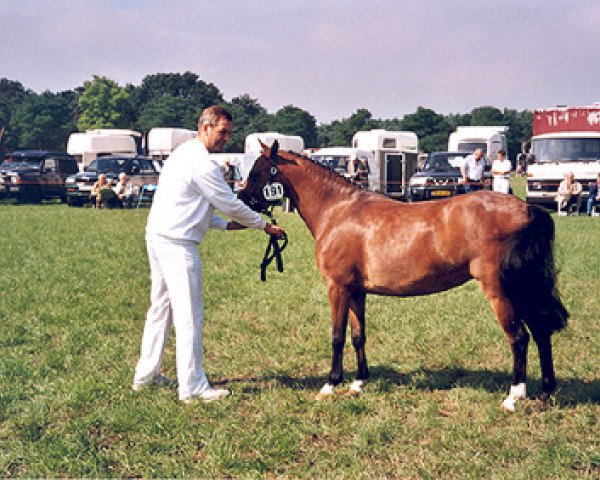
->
xmin=147 ymin=128 xmax=197 ymax=160
xmin=67 ymin=129 xmax=141 ymax=170
xmin=310 ymin=147 xmax=380 ymax=191
xmin=351 ymin=129 xmax=419 ymax=198
xmin=447 ymin=126 xmax=508 ymax=165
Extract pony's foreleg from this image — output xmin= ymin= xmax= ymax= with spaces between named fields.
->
xmin=346 ymin=291 xmax=368 ymax=396
xmin=316 ymin=283 xmax=349 ymax=401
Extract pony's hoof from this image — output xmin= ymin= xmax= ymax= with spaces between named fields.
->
xmin=344 ymin=380 xmax=365 ymax=396
xmin=315 ymin=383 xmax=335 ymax=401
xmin=501 ymin=397 xmax=517 ymax=413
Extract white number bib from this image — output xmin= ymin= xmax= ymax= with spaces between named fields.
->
xmin=262 ymin=182 xmax=284 ymax=201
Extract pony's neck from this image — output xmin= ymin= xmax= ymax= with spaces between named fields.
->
xmin=278 ymin=154 xmax=353 ymax=238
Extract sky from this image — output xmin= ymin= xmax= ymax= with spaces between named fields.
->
xmin=1 ymin=0 xmax=600 ymax=124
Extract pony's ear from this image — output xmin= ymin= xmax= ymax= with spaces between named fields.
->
xmin=270 ymin=140 xmax=279 ymax=160
xmin=259 ymin=139 xmax=268 ymax=151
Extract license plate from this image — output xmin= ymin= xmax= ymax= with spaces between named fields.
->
xmin=431 ymin=190 xmax=451 ymax=197
xmin=262 ymin=182 xmax=284 ymax=201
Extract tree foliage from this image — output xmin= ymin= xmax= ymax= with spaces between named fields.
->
xmin=269 ymin=105 xmax=318 ymax=147
xmin=77 ymin=76 xmax=132 ymax=131
xmin=0 ymin=73 xmax=536 ymax=160
xmin=9 ymin=91 xmax=76 ymax=150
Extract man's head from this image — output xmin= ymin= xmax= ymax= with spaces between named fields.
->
xmin=119 ymin=172 xmax=127 ymax=182
xmin=497 ymin=149 xmax=506 ymax=160
xmin=565 ymin=171 xmax=575 ymax=181
xmin=474 ymin=149 xmax=484 ymax=160
xmin=198 ymin=106 xmax=233 ymax=153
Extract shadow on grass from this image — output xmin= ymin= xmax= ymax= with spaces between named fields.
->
xmin=218 ymin=365 xmax=600 ymax=407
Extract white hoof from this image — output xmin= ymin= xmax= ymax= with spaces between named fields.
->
xmin=315 ymin=383 xmax=335 ymax=401
xmin=346 ymin=380 xmax=365 ymax=396
xmin=501 ymin=383 xmax=526 ymax=413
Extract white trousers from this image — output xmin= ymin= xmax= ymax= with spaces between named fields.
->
xmin=493 ymin=177 xmax=510 ymax=194
xmin=133 ymin=236 xmax=210 ymax=400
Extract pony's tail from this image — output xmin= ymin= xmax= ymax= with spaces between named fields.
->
xmin=500 ymin=205 xmax=569 ymax=335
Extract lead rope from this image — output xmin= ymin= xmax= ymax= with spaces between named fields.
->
xmin=260 ymin=206 xmax=288 ymax=282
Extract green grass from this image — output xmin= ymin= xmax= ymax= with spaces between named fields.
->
xmin=0 ymin=186 xmax=599 ymax=478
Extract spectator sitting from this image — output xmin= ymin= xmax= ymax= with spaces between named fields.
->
xmin=555 ymin=171 xmax=583 ymax=216
xmin=113 ymin=172 xmax=135 ymax=208
xmin=91 ymin=173 xmax=112 ymax=208
xmin=587 ymin=173 xmax=600 ymax=216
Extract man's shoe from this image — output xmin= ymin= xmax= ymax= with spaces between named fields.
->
xmin=132 ymin=374 xmax=176 ymax=391
xmin=182 ymin=388 xmax=230 ymax=404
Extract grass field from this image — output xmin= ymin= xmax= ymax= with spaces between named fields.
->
xmin=0 ymin=178 xmax=599 ymax=478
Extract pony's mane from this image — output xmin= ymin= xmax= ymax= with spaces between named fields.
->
xmin=277 ymin=149 xmax=358 ymax=192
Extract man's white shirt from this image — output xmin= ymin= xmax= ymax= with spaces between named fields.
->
xmin=146 ymin=138 xmax=266 ymax=243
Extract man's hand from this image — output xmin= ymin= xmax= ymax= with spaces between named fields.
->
xmin=264 ymin=223 xmax=286 ymax=238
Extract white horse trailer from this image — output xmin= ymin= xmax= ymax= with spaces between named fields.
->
xmin=147 ymin=128 xmax=196 ymax=160
xmin=351 ymin=129 xmax=418 ymax=198
xmin=448 ymin=126 xmax=508 ymax=163
xmin=245 ymin=132 xmax=305 ymax=156
xmin=67 ymin=129 xmax=141 ymax=170
xmin=242 ymin=132 xmax=305 ymax=180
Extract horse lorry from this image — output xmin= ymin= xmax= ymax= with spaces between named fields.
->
xmin=526 ymin=104 xmax=600 ymax=208
xmin=351 ymin=129 xmax=419 ymax=199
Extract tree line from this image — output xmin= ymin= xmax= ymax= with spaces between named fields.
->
xmin=0 ymin=72 xmax=533 ymax=160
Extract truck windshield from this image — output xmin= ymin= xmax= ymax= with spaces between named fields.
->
xmin=531 ymin=138 xmax=600 ymax=162
xmin=86 ymin=157 xmax=129 ymax=172
xmin=0 ymin=157 xmax=43 ymax=168
xmin=311 ymin=155 xmax=349 ymax=174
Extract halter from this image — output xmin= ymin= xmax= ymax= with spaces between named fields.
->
xmin=256 ymin=141 xmax=288 ymax=281
xmin=260 ymin=205 xmax=288 ymax=282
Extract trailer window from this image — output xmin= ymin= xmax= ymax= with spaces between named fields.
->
xmin=457 ymin=142 xmax=487 ymax=154
xmin=382 ymin=138 xmax=396 ymax=148
xmin=531 ymin=138 xmax=600 ymax=162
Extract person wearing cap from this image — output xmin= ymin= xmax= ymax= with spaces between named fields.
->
xmin=132 ymin=105 xmax=285 ymax=404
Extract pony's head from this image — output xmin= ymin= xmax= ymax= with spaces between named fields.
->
xmin=238 ymin=140 xmax=285 ymax=213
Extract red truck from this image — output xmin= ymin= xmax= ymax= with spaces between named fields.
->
xmin=526 ymin=105 xmax=600 ymax=207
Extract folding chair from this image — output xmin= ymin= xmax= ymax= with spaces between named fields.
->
xmin=136 ymin=184 xmax=157 ymax=208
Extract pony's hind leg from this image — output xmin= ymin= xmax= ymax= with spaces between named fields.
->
xmin=346 ymin=291 xmax=368 ymax=395
xmin=481 ymin=281 xmax=529 ymax=412
xmin=316 ymin=283 xmax=349 ymax=400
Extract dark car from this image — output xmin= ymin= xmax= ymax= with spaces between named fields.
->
xmin=65 ymin=155 xmax=159 ymax=207
xmin=0 ymin=150 xmax=79 ymax=203
xmin=408 ymin=152 xmax=470 ymax=201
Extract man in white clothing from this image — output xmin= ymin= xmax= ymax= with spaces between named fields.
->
xmin=133 ymin=105 xmax=285 ymax=404
xmin=491 ymin=149 xmax=512 ymax=194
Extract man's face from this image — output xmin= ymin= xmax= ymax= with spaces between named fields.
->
xmin=202 ymin=118 xmax=232 ymax=153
